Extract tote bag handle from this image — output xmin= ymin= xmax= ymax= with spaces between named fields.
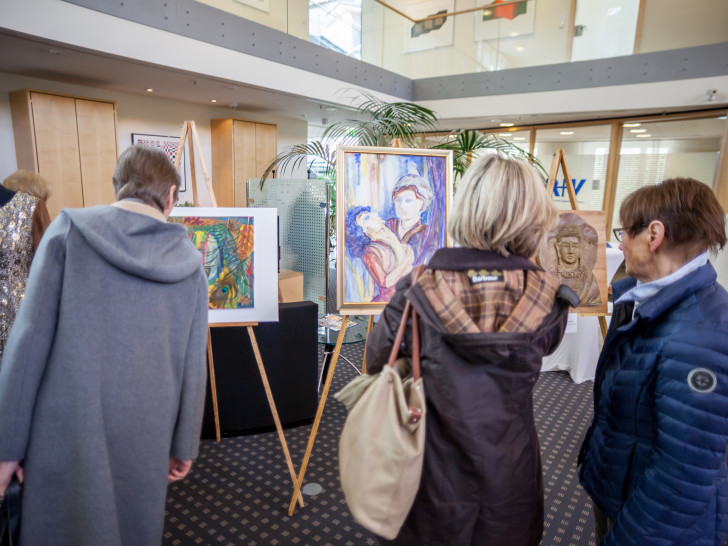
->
xmin=386 ymin=265 xmax=425 ymax=381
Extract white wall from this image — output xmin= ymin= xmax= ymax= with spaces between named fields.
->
xmin=0 ymin=72 xmax=308 ymax=206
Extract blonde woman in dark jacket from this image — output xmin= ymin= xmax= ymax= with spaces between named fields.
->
xmin=366 ymin=154 xmax=579 ymax=545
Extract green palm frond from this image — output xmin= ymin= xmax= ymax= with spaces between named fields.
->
xmin=431 ymin=130 xmax=547 ymax=180
xmin=258 ymin=140 xmax=336 ymax=189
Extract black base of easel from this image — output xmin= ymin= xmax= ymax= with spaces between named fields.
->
xmin=200 ymin=301 xmax=318 ymax=439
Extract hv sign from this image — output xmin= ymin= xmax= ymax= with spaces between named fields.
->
xmin=552 ymin=179 xmax=586 ymax=197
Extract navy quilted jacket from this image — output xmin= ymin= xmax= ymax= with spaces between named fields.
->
xmin=578 ymin=262 xmax=728 ymax=545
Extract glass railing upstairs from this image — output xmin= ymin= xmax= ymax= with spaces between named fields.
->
xmin=193 ymin=0 xmax=728 ymax=80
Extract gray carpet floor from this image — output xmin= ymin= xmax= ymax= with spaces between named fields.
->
xmin=164 ymin=342 xmax=596 ymax=546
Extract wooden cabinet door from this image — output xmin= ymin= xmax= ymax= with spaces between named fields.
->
xmin=76 ymin=99 xmax=117 ymax=208
xmin=255 ymin=123 xmax=277 ymax=179
xmin=30 ymin=92 xmax=83 ymax=218
xmin=233 ymin=120 xmax=257 ymax=207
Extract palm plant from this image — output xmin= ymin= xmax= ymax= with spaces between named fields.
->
xmin=259 ymin=91 xmax=543 ymax=187
xmin=257 ymin=91 xmax=545 ymax=238
xmin=431 ymin=129 xmax=548 ymax=180
xmin=258 ymin=91 xmax=439 ymax=187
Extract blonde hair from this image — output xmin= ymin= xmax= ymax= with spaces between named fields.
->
xmin=3 ymin=170 xmax=51 ymax=200
xmin=448 ymin=154 xmax=557 ymax=257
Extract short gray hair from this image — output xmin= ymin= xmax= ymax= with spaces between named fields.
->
xmin=113 ymin=144 xmax=181 ymax=212
xmin=448 ymin=154 xmax=557 ymax=258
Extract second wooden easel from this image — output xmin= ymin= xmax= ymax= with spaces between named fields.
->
xmin=286 ymin=312 xmax=374 ymax=516
xmin=545 ymin=148 xmax=610 ymax=338
xmin=175 ymin=120 xmax=303 ymax=508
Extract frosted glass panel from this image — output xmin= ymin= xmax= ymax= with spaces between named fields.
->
xmin=248 ymin=178 xmax=329 ymax=316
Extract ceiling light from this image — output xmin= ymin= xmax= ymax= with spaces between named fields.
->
xmin=45 ymin=49 xmax=62 ymax=55
xmin=624 ymin=123 xmax=641 ymax=127
xmin=513 ymin=137 xmax=526 ymax=141
xmin=515 ymin=46 xmax=525 ymax=52
xmin=325 ymin=107 xmax=337 ymax=112
xmin=145 ymin=88 xmax=154 ymax=92
xmin=636 ymin=134 xmax=651 ymax=138
xmin=500 ymin=122 xmax=514 ymax=127
xmin=560 ymin=131 xmax=574 ymax=135
xmin=210 ymin=99 xmax=217 ymax=103
xmin=630 ymin=129 xmax=646 ymax=133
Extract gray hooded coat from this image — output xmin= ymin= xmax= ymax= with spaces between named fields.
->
xmin=0 ymin=204 xmax=208 ymax=545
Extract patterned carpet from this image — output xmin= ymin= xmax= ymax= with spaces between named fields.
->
xmin=164 ymin=342 xmax=597 ymax=546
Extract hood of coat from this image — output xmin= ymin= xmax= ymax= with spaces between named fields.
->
xmin=63 ymin=205 xmax=202 ymax=283
xmin=404 ymin=248 xmax=573 ymax=362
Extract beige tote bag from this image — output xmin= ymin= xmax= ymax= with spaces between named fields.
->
xmin=336 ymin=300 xmax=426 ymax=540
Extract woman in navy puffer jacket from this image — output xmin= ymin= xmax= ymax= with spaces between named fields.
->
xmin=579 ymin=177 xmax=728 ymax=545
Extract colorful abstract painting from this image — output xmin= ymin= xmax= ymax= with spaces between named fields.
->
xmin=337 ymin=146 xmax=453 ymax=314
xmin=170 ymin=216 xmax=254 ymax=309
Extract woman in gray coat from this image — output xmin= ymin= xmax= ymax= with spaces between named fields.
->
xmin=0 ymin=145 xmax=209 ymax=545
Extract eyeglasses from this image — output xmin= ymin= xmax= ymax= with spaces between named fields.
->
xmin=613 ymin=223 xmax=647 ymax=242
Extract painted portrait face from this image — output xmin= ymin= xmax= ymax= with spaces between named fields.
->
xmin=356 ymin=211 xmax=386 ymax=236
xmin=556 ymin=235 xmax=581 ymax=266
xmin=393 ymin=189 xmax=425 ymax=224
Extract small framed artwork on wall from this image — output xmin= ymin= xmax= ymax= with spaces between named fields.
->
xmin=131 ymin=133 xmax=187 ymax=192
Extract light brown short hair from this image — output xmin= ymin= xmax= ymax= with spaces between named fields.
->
xmin=448 ymin=154 xmax=557 ymax=257
xmin=3 ymin=170 xmax=51 ymax=200
xmin=113 ymin=144 xmax=181 ymax=212
xmin=619 ymin=177 xmax=726 ymax=253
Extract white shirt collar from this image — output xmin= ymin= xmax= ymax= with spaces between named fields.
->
xmin=616 ymin=251 xmax=708 ymax=316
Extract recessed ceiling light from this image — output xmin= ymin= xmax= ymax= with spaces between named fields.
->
xmin=500 ymin=122 xmax=514 ymax=127
xmin=325 ymin=107 xmax=337 ymax=112
xmin=210 ymin=99 xmax=217 ymax=103
xmin=560 ymin=131 xmax=574 ymax=135
xmin=513 ymin=137 xmax=526 ymax=141
xmin=45 ymin=49 xmax=62 ymax=55
xmin=624 ymin=123 xmax=641 ymax=127
xmin=630 ymin=129 xmax=646 ymax=133
xmin=636 ymin=134 xmax=651 ymax=138
xmin=515 ymin=46 xmax=525 ymax=52
xmin=145 ymin=88 xmax=154 ymax=92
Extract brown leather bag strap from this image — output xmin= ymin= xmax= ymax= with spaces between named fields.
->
xmin=386 ymin=265 xmax=425 ymax=379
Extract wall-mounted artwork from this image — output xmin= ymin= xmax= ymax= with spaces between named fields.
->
xmin=536 ymin=210 xmax=608 ymax=316
xmin=403 ymin=0 xmax=455 ymax=53
xmin=169 ymin=207 xmax=279 ymax=323
xmin=131 ymin=134 xmax=187 ymax=192
xmin=473 ymin=0 xmax=535 ymax=42
xmin=337 ymin=146 xmax=453 ymax=314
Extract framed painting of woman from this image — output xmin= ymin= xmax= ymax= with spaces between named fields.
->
xmin=337 ymin=145 xmax=453 ymax=314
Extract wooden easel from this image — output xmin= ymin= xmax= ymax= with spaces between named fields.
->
xmin=545 ymin=149 xmax=610 ymax=338
xmin=287 ymin=311 xmax=375 ymax=516
xmin=176 ymin=121 xmax=303 ymax=508
xmin=175 ymin=121 xmax=217 ymax=207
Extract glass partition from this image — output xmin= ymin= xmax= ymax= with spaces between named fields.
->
xmin=611 ymin=116 xmax=726 ymax=240
xmin=247 ymin=178 xmax=330 ymax=316
xmin=194 ymin=0 xmax=728 ymax=79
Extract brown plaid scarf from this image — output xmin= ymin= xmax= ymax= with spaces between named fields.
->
xmin=417 ymin=268 xmax=561 ymax=334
